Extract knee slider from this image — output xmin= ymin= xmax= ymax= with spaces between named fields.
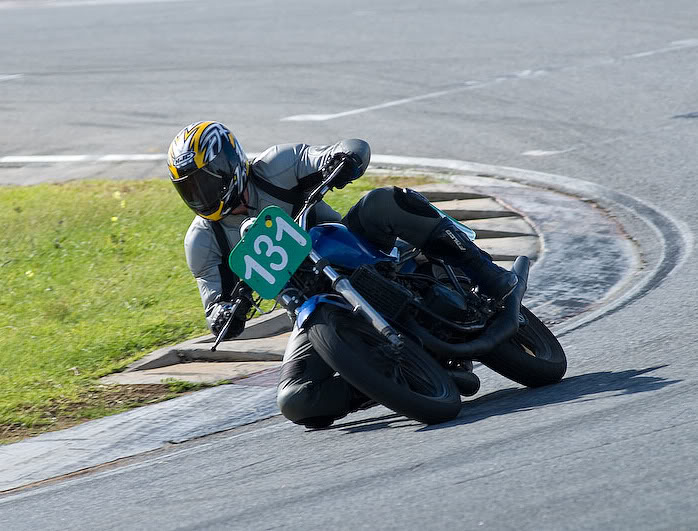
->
xmin=393 ymin=187 xmax=439 ymax=218
xmin=278 ymin=358 xmax=307 ymax=384
xmin=343 ymin=187 xmax=396 ymax=251
xmin=277 ymin=382 xmax=318 ymax=424
xmin=351 ymin=187 xmax=394 ymax=218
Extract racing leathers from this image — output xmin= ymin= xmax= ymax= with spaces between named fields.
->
xmin=184 ymin=139 xmax=370 ymax=335
xmin=184 ymin=138 xmax=511 ymax=428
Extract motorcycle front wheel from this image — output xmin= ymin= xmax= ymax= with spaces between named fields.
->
xmin=480 ymin=305 xmax=567 ymax=387
xmin=307 ymin=305 xmax=462 ymax=425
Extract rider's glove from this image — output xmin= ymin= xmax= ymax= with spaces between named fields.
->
xmin=323 ymin=152 xmax=362 ymax=189
xmin=210 ymin=297 xmax=252 ymax=340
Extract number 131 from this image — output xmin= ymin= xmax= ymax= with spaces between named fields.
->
xmin=243 ymin=217 xmax=307 ymax=285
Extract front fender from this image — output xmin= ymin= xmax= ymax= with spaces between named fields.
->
xmin=296 ymin=295 xmax=353 ymax=329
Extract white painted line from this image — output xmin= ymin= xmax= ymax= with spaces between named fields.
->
xmin=281 ymin=74 xmax=546 ymax=122
xmin=623 ymin=39 xmax=698 ymax=59
xmin=282 ymin=83 xmax=480 ymax=122
xmin=98 ymin=154 xmax=165 ymax=162
xmin=520 ymin=124 xmax=678 ymax=159
xmin=0 ymin=153 xmax=261 ymax=166
xmin=0 ymin=155 xmax=90 ymax=163
xmin=522 ymin=149 xmax=576 ymax=157
xmin=0 ymin=74 xmax=23 ymax=82
xmin=0 ymin=0 xmax=188 ymax=9
xmin=281 ymin=38 xmax=698 ymax=122
xmin=0 ymin=154 xmax=166 ymax=164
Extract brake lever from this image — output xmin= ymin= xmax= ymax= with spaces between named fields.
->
xmin=210 ymin=298 xmax=243 ymax=352
xmin=210 ymin=282 xmax=251 ymax=352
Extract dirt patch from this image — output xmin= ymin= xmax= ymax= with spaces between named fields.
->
xmin=365 ymin=174 xmax=436 ymax=188
xmin=0 ymin=384 xmax=192 ymax=444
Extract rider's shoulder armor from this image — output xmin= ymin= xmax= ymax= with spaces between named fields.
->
xmin=251 ymin=143 xmax=306 ymax=189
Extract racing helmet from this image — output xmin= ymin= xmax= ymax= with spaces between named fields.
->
xmin=167 ymin=121 xmax=249 ymax=220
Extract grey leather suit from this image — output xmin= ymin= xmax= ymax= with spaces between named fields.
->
xmin=184 ymin=139 xmax=371 ymax=332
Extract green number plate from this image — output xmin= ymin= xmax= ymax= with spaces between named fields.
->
xmin=228 ymin=206 xmax=312 ymax=299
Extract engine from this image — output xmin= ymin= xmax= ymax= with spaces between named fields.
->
xmin=422 ymin=283 xmax=469 ymax=321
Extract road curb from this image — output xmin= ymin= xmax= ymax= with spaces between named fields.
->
xmin=120 ymin=310 xmax=292 ymax=372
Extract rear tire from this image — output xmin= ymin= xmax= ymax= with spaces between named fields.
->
xmin=307 ymin=305 xmax=462 ymax=424
xmin=480 ymin=306 xmax=567 ymax=387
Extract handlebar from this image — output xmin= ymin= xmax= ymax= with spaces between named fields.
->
xmin=295 ymin=159 xmax=348 ymax=229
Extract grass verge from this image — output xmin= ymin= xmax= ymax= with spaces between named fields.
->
xmin=0 ymin=174 xmax=433 ymax=442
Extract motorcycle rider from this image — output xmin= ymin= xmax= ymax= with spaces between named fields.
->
xmin=168 ymin=120 xmax=518 ymax=428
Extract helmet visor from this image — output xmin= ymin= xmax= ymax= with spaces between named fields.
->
xmin=172 ymin=168 xmax=224 ymax=216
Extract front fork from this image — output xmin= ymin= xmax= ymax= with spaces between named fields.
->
xmin=279 ymin=250 xmax=404 ymax=348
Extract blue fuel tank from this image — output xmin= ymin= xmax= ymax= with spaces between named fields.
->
xmin=309 ymin=223 xmax=397 ymax=269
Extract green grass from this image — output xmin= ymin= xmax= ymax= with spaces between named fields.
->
xmin=0 ymin=174 xmax=434 ymax=438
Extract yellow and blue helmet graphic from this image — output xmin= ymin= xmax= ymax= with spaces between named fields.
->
xmin=167 ymin=121 xmax=249 ymax=221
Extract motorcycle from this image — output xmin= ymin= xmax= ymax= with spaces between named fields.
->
xmin=215 ymin=162 xmax=567 ymax=424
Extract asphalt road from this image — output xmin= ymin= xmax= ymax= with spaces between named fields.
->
xmin=1 ymin=0 xmax=697 ymax=529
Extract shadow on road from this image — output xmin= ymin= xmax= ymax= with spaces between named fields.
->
xmin=426 ymin=365 xmax=680 ymax=432
xmin=329 ymin=366 xmax=680 ymax=433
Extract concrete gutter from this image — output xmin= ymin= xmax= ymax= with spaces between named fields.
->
xmin=112 ymin=310 xmax=293 ymax=373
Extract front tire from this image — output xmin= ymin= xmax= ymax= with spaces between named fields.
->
xmin=480 ymin=305 xmax=567 ymax=387
xmin=307 ymin=305 xmax=462 ymax=424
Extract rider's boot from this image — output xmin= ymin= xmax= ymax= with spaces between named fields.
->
xmin=423 ymin=217 xmax=518 ymax=303
xmin=447 ymin=360 xmax=480 ymax=397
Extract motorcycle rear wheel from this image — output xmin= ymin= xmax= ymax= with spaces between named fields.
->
xmin=480 ymin=305 xmax=567 ymax=387
xmin=307 ymin=305 xmax=462 ymax=425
